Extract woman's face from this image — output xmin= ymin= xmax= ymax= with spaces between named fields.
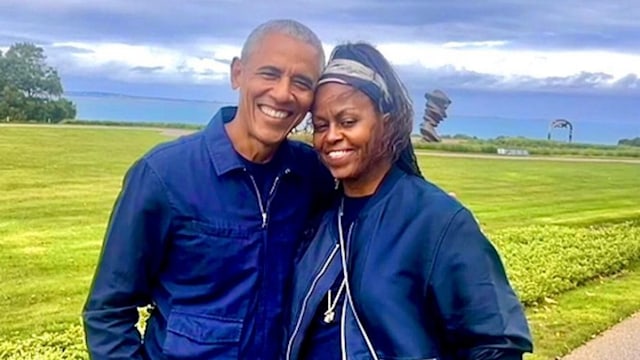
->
xmin=312 ymin=82 xmax=390 ymax=190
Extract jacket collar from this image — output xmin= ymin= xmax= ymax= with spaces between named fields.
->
xmin=366 ymin=165 xmax=407 ymax=207
xmin=348 ymin=165 xmax=408 ymax=217
xmin=203 ymin=106 xmax=306 ymax=177
xmin=325 ymin=165 xmax=408 ymax=239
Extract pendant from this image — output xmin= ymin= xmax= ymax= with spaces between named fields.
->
xmin=323 ymin=311 xmax=335 ymax=323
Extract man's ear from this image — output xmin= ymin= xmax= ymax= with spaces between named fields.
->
xmin=230 ymin=57 xmax=242 ymax=90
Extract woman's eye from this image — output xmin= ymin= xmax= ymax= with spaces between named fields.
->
xmin=341 ymin=118 xmax=356 ymax=127
xmin=312 ymin=123 xmax=328 ymax=132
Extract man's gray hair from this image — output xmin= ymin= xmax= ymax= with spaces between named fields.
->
xmin=241 ymin=19 xmax=325 ymax=70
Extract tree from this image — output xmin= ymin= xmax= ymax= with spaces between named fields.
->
xmin=618 ymin=137 xmax=640 ymax=147
xmin=0 ymin=42 xmax=76 ymax=123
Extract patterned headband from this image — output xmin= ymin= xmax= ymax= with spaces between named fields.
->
xmin=317 ymin=58 xmax=392 ymax=109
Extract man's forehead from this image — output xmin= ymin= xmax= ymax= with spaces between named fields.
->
xmin=243 ymin=32 xmax=322 ymax=74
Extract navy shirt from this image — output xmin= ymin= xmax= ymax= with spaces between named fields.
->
xmin=83 ymin=106 xmax=335 ymax=360
xmin=299 ymin=195 xmax=371 ymax=360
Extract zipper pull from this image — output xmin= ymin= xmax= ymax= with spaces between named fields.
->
xmin=261 ymin=212 xmax=267 ymax=228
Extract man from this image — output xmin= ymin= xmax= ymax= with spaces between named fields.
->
xmin=83 ymin=19 xmax=334 ymax=359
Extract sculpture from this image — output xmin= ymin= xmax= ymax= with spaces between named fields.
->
xmin=420 ymin=89 xmax=452 ymax=142
xmin=547 ymin=119 xmax=573 ymax=143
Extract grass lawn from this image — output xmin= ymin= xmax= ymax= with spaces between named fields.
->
xmin=524 ymin=260 xmax=640 ymax=360
xmin=419 ymin=155 xmax=640 ymax=230
xmin=0 ymin=125 xmax=639 ymax=358
xmin=0 ymin=126 xmax=168 ymax=338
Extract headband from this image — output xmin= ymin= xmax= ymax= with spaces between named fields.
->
xmin=317 ymin=58 xmax=392 ymax=113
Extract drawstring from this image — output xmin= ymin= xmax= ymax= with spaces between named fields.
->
xmin=323 ymin=279 xmax=346 ymax=323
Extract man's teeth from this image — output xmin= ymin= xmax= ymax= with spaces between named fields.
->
xmin=328 ymin=150 xmax=351 ymax=159
xmin=260 ymin=106 xmax=289 ymax=119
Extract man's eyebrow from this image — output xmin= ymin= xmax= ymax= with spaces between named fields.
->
xmin=256 ymin=65 xmax=281 ymax=74
xmin=293 ymin=74 xmax=314 ymax=87
xmin=256 ymin=66 xmax=314 ymax=87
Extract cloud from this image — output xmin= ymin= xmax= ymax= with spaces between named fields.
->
xmin=36 ymin=36 xmax=639 ymax=94
xmin=130 ymin=66 xmax=165 ymax=74
xmin=49 ymin=41 xmax=231 ymax=84
xmin=2 ymin=0 xmax=639 ymax=94
xmin=2 ymin=0 xmax=640 ymax=47
xmin=443 ymin=41 xmax=509 ymax=49
xmin=378 ymin=42 xmax=640 ymax=79
xmin=397 ymin=65 xmax=640 ymax=95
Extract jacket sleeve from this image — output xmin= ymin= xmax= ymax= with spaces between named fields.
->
xmin=429 ymin=208 xmax=533 ymax=360
xmin=82 ymin=158 xmax=173 ymax=360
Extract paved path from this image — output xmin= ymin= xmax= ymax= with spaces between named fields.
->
xmin=562 ymin=312 xmax=640 ymax=360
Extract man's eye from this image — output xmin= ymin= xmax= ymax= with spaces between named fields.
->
xmin=260 ymin=72 xmax=278 ymax=79
xmin=293 ymin=79 xmax=312 ymax=90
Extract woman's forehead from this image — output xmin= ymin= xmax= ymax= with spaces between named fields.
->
xmin=312 ymin=83 xmax=377 ymax=117
xmin=315 ymin=83 xmax=370 ymax=105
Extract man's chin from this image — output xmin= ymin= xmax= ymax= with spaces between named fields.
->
xmin=253 ymin=129 xmax=291 ymax=147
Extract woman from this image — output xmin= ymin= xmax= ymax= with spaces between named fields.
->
xmin=285 ymin=43 xmax=533 ymax=360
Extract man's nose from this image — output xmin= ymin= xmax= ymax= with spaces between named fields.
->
xmin=272 ymin=79 xmax=293 ymax=103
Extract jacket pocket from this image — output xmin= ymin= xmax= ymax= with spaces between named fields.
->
xmin=186 ymin=219 xmax=250 ymax=239
xmin=169 ymin=219 xmax=260 ymax=288
xmin=162 ymin=310 xmax=243 ymax=359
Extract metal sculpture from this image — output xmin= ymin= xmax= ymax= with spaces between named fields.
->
xmin=547 ymin=119 xmax=573 ymax=143
xmin=420 ymin=89 xmax=452 ymax=142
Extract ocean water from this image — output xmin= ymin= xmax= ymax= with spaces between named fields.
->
xmin=67 ymin=92 xmax=639 ymax=145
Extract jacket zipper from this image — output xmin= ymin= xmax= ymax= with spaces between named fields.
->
xmin=286 ymin=243 xmax=340 ymax=360
xmin=340 ymin=297 xmax=348 ymax=360
xmin=337 ymin=202 xmax=380 ymax=360
xmin=246 ymin=167 xmax=290 ymax=356
xmin=245 ymin=168 xmax=290 ymax=228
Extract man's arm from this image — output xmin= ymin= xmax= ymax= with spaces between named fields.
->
xmin=83 ymin=158 xmax=172 ymax=359
xmin=430 ymin=208 xmax=533 ymax=360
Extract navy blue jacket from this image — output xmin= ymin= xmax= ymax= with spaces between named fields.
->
xmin=286 ymin=166 xmax=533 ymax=360
xmin=83 ymin=107 xmax=334 ymax=359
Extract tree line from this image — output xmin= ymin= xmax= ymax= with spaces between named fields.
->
xmin=618 ymin=137 xmax=640 ymax=147
xmin=0 ymin=43 xmax=76 ymax=123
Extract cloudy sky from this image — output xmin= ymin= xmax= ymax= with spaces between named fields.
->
xmin=1 ymin=0 xmax=639 ymax=101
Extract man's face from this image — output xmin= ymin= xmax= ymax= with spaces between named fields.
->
xmin=231 ymin=32 xmax=322 ymax=147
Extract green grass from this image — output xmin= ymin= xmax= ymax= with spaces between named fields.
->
xmin=0 ymin=127 xmax=168 ymax=339
xmin=0 ymin=126 xmax=639 ymax=359
xmin=413 ymin=136 xmax=640 ymax=158
xmin=525 ymin=261 xmax=640 ymax=360
xmin=61 ymin=119 xmax=205 ymax=130
xmin=419 ymin=156 xmax=640 ymax=230
xmin=493 ymin=222 xmax=640 ymax=306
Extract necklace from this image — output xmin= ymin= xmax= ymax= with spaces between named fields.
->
xmin=323 ymin=278 xmax=346 ymax=323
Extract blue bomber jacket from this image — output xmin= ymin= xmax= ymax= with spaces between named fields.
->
xmin=285 ymin=166 xmax=533 ymax=360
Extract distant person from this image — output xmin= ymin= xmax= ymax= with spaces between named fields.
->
xmin=284 ymin=42 xmax=533 ymax=360
xmin=82 ymin=19 xmax=335 ymax=359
